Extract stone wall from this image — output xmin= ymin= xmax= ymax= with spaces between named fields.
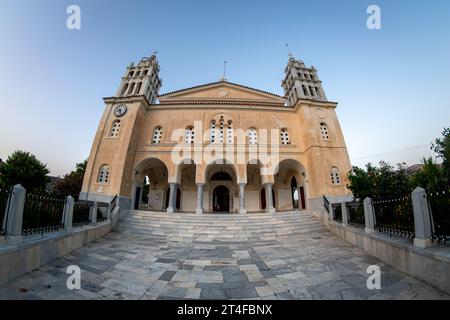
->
xmin=0 ymin=220 xmax=116 ymax=286
xmin=315 ymin=209 xmax=450 ymax=295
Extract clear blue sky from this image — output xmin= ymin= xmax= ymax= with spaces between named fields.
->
xmin=1 ymin=0 xmax=449 ymax=176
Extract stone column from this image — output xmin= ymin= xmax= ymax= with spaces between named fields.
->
xmin=412 ymin=187 xmax=434 ymax=248
xmin=363 ymin=197 xmax=375 ymax=233
xmin=63 ymin=196 xmax=74 ymax=231
xmin=5 ymin=184 xmax=26 ymax=244
xmin=238 ymin=183 xmax=247 ymax=214
xmin=196 ymin=183 xmax=204 ymax=215
xmin=341 ymin=202 xmax=348 ymax=227
xmin=166 ymin=183 xmax=177 ymax=213
xmin=264 ymin=183 xmax=275 ymax=214
xmin=90 ymin=201 xmax=98 ymax=225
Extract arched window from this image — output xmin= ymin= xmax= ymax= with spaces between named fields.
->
xmin=151 ymin=126 xmax=162 ymax=143
xmin=280 ymin=128 xmax=291 ymax=145
xmin=128 ymin=82 xmax=135 ymax=95
xmin=135 ymin=82 xmax=142 ymax=94
xmin=227 ymin=120 xmax=233 ymax=144
xmin=320 ymin=123 xmax=329 ymax=140
xmin=218 ymin=120 xmax=225 ymax=143
xmin=210 ymin=121 xmax=216 ymax=143
xmin=248 ymin=128 xmax=258 ymax=145
xmin=109 ymin=120 xmax=121 ymax=137
xmin=97 ymin=165 xmax=110 ymax=183
xmin=185 ymin=126 xmax=195 ymax=144
xmin=331 ymin=167 xmax=341 ymax=185
xmin=120 ymin=83 xmax=129 ymax=96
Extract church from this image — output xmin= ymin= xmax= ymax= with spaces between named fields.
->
xmin=80 ymin=53 xmax=352 ymax=213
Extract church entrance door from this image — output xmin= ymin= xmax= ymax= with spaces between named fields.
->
xmin=213 ymin=185 xmax=230 ymax=213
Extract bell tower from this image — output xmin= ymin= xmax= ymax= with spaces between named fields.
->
xmin=115 ymin=53 xmax=162 ymax=104
xmin=281 ymin=55 xmax=327 ymax=106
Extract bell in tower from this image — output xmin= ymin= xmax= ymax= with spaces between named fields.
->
xmin=281 ymin=54 xmax=327 ymax=106
xmin=116 ymin=53 xmax=162 ymax=104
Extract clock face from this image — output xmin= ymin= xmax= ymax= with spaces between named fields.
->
xmin=114 ymin=104 xmax=127 ymax=117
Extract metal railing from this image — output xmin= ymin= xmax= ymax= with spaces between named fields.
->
xmin=110 ymin=195 xmax=118 ymax=213
xmin=373 ymin=195 xmax=415 ymax=239
xmin=427 ymin=189 xmax=450 ymax=245
xmin=346 ymin=201 xmax=365 ymax=228
xmin=0 ymin=187 xmax=12 ymax=235
xmin=323 ymin=195 xmax=330 ymax=213
xmin=332 ymin=203 xmax=342 ymax=223
xmin=22 ymin=193 xmax=66 ymax=236
xmin=73 ymin=200 xmax=93 ymax=228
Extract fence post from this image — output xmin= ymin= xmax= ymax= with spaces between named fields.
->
xmin=5 ymin=184 xmax=26 ymax=243
xmin=341 ymin=202 xmax=348 ymax=227
xmin=90 ymin=201 xmax=98 ymax=225
xmin=412 ymin=187 xmax=434 ymax=248
xmin=363 ymin=197 xmax=375 ymax=233
xmin=63 ymin=196 xmax=74 ymax=231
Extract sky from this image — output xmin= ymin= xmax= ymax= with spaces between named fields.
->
xmin=0 ymin=0 xmax=449 ymax=176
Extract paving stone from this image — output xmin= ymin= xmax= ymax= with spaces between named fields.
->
xmin=158 ymin=271 xmax=177 ymax=281
xmin=1 ymin=211 xmax=449 ymax=300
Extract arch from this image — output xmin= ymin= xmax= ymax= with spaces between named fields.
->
xmin=212 ymin=185 xmax=230 ymax=212
xmin=133 ymin=158 xmax=170 ymax=211
xmin=211 ymin=172 xmax=232 ymax=181
xmin=205 ymin=159 xmax=238 ymax=181
xmin=273 ymin=159 xmax=308 ymax=210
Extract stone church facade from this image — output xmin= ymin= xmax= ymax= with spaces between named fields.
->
xmin=80 ymin=54 xmax=352 ymax=213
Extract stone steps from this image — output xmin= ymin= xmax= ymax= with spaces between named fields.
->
xmin=116 ymin=209 xmax=326 ymax=242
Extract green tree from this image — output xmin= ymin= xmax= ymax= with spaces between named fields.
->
xmin=432 ymin=126 xmax=450 ymax=184
xmin=53 ymin=159 xmax=87 ymax=199
xmin=347 ymin=161 xmax=413 ymax=200
xmin=0 ymin=150 xmax=50 ymax=192
xmin=411 ymin=157 xmax=444 ymax=193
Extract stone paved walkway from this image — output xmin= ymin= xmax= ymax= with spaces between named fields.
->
xmin=0 ymin=227 xmax=448 ymax=300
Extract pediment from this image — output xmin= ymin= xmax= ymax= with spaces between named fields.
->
xmin=158 ymin=82 xmax=285 ymax=104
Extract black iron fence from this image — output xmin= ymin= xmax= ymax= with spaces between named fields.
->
xmin=73 ymin=200 xmax=93 ymax=228
xmin=427 ymin=189 xmax=450 ymax=244
xmin=373 ymin=195 xmax=415 ymax=239
xmin=0 ymin=188 xmax=12 ymax=235
xmin=332 ymin=203 xmax=342 ymax=223
xmin=346 ymin=201 xmax=365 ymax=228
xmin=22 ymin=193 xmax=66 ymax=236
